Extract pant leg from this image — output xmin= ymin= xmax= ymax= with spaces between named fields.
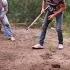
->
xmin=56 ymin=13 xmax=63 ymax=44
xmin=1 ymin=15 xmax=13 ymax=38
xmin=39 ymin=11 xmax=53 ymax=46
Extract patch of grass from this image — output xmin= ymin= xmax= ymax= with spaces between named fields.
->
xmin=63 ymin=32 xmax=70 ymax=38
xmin=48 ymin=45 xmax=56 ymax=52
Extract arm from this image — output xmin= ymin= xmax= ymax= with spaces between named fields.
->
xmin=41 ymin=0 xmax=46 ymax=14
xmin=52 ymin=4 xmax=67 ymax=17
xmin=3 ymin=0 xmax=8 ymax=13
xmin=0 ymin=0 xmax=8 ymax=19
xmin=4 ymin=4 xmax=8 ymax=13
xmin=42 ymin=0 xmax=45 ymax=9
xmin=48 ymin=3 xmax=67 ymax=20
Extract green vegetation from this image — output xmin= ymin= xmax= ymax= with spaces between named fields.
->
xmin=7 ymin=0 xmax=70 ymax=32
xmin=8 ymin=0 xmax=41 ymax=23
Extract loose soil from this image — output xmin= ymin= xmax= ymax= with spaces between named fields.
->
xmin=0 ymin=27 xmax=70 ymax=70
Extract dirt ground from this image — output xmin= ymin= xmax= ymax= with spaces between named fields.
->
xmin=0 ymin=27 xmax=70 ymax=70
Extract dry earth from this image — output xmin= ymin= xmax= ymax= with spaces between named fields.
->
xmin=0 ymin=27 xmax=70 ymax=70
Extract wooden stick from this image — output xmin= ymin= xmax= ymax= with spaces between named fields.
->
xmin=27 ymin=6 xmax=48 ymax=30
xmin=27 ymin=13 xmax=42 ymax=29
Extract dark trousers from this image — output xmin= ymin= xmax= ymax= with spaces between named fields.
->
xmin=39 ymin=11 xmax=63 ymax=46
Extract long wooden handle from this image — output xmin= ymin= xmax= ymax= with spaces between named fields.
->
xmin=27 ymin=6 xmax=48 ymax=30
xmin=27 ymin=13 xmax=42 ymax=29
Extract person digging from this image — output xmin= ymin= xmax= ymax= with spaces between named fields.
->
xmin=32 ymin=0 xmax=66 ymax=49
